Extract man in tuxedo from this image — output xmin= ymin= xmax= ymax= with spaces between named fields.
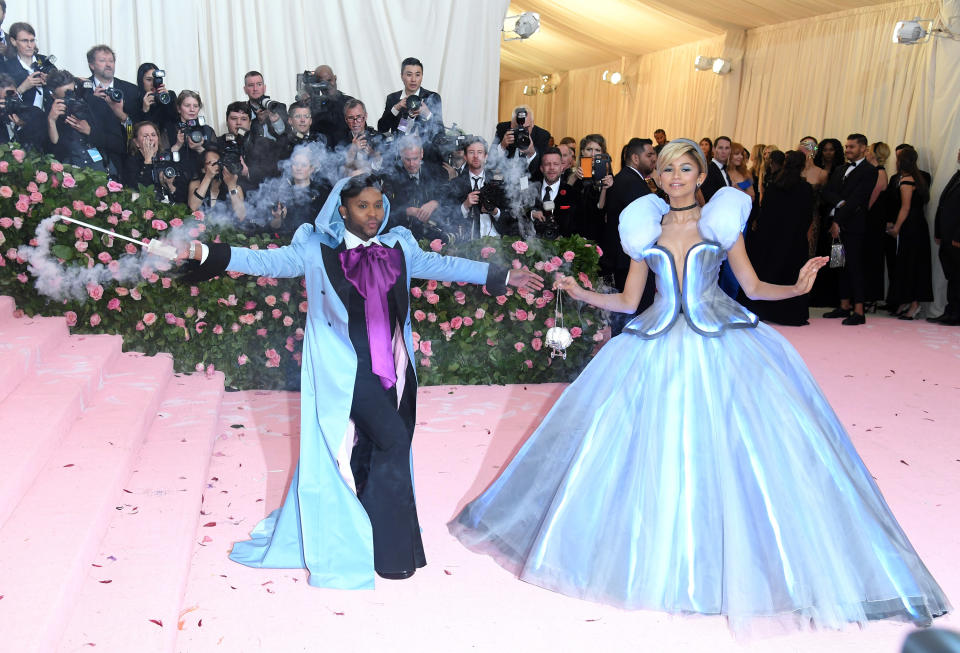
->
xmin=494 ymin=105 xmax=551 ymax=182
xmin=243 ymin=70 xmax=287 ymax=141
xmin=382 ymin=135 xmax=450 ymax=240
xmin=929 ymin=146 xmax=960 ymax=325
xmin=603 ymin=138 xmax=658 ymax=290
xmin=700 ymin=135 xmax=731 ymax=201
xmin=182 ymin=174 xmax=542 ymax=586
xmin=298 ymin=64 xmax=353 ymax=148
xmin=377 ymin=57 xmax=443 ymax=141
xmin=519 ymin=147 xmax=578 ymax=240
xmin=822 ymin=133 xmax=879 ymax=325
xmin=340 ymin=99 xmax=383 ymax=173
xmin=85 ymin=45 xmax=138 ymax=174
xmin=275 ymin=101 xmax=323 ymax=160
xmin=448 ymin=136 xmax=518 ymax=239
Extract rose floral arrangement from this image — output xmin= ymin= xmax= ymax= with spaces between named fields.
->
xmin=0 ymin=144 xmax=607 ymax=388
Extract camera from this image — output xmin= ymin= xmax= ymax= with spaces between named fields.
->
xmin=178 ymin=117 xmax=208 ymax=145
xmin=62 ymin=85 xmax=92 ymax=120
xmin=151 ymin=69 xmax=172 ymax=105
xmin=153 ymin=150 xmax=181 ymax=180
xmin=297 ymin=71 xmax=330 ymax=112
xmin=405 ymin=94 xmax=422 ymax=115
xmin=31 ymin=53 xmax=58 ymax=75
xmin=0 ymin=89 xmax=28 ymax=122
xmin=512 ymin=108 xmax=531 ymax=151
xmin=433 ymin=124 xmax=468 ymax=159
xmin=219 ymin=129 xmax=246 ymax=175
xmin=478 ymin=175 xmax=506 ymax=214
xmin=104 ymin=87 xmax=124 ymax=103
xmin=249 ymin=95 xmax=283 ymax=113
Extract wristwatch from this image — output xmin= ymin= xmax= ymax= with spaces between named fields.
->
xmin=228 ymin=187 xmax=239 ymax=196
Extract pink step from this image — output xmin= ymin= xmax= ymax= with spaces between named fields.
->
xmin=58 ymin=372 xmax=226 ymax=653
xmin=0 ymin=295 xmax=16 ymax=321
xmin=0 ymin=334 xmax=124 ymax=527
xmin=0 ymin=352 xmax=174 ymax=653
xmin=0 ymin=313 xmax=70 ymax=403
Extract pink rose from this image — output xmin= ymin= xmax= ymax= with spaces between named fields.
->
xmin=0 ymin=217 xmax=11 ymax=228
xmin=524 ymin=359 xmax=533 ymax=368
xmin=411 ymin=286 xmax=423 ymax=298
xmin=420 ymin=340 xmax=433 ymax=356
xmin=82 ymin=205 xmax=96 ymax=218
xmin=0 ymin=160 xmax=8 ymax=172
xmin=244 ymin=300 xmax=257 ymax=310
xmin=161 ymin=277 xmax=172 ymax=289
xmin=426 ymin=293 xmax=440 ymax=305
xmin=51 ymin=162 xmax=64 ymax=173
xmin=283 ymin=316 xmax=293 ymax=327
xmin=107 ymin=215 xmax=118 ymax=225
xmin=97 ymin=252 xmax=112 ymax=263
xmin=16 ymin=272 xmax=27 ymax=282
xmin=414 ymin=310 xmax=426 ymax=321
xmin=107 ymin=298 xmax=121 ymax=311
xmin=429 ymin=239 xmax=443 ymax=252
xmin=570 ymin=327 xmax=583 ymax=338
xmin=595 ymin=246 xmax=603 ymax=257
xmin=135 ymin=321 xmax=145 ymax=331
xmin=512 ymin=259 xmax=522 ymax=270
xmin=89 ymin=313 xmax=101 ymax=326
xmin=282 ymin=292 xmax=291 ymax=302
xmin=480 ymin=246 xmax=496 ymax=259
xmin=170 ymin=218 xmax=183 ymax=227
xmin=30 ymin=191 xmax=43 ymax=203
xmin=453 ymin=291 xmax=466 ymax=305
xmin=164 ymin=313 xmax=177 ymax=325
xmin=95 ymin=186 xmax=108 ymax=198
xmin=578 ymin=272 xmax=593 ymax=289
xmin=427 ymin=312 xmax=437 ymax=322
xmin=115 ymin=287 xmax=129 ymax=296
xmin=110 ymin=202 xmax=122 ymax=214
xmin=195 ymin=321 xmax=206 ymax=334
xmin=35 ymin=170 xmax=49 ymax=183
xmin=26 ymin=182 xmax=38 ymax=193
xmin=130 ymin=288 xmax=142 ymax=300
xmin=511 ymin=240 xmax=528 ymax=254
xmin=0 ymin=186 xmax=11 ymax=198
xmin=543 ymin=262 xmax=556 ymax=273
xmin=86 ymin=283 xmax=104 ymax=300
xmin=271 ymin=308 xmax=282 ymax=319
xmin=125 ymin=244 xmax=137 ymax=254
xmin=514 ymin=342 xmax=525 ymax=352
xmin=15 ymin=198 xmax=29 ymax=213
xmin=64 ymin=311 xmax=78 ymax=327
xmin=62 ymin=175 xmax=76 ymax=189
xmin=531 ymin=337 xmax=542 ymax=351
xmin=426 ymin=280 xmax=438 ymax=291
xmin=189 ymin=286 xmax=199 ymax=297
xmin=463 ymin=317 xmax=473 ymax=326
xmin=151 ymin=219 xmax=168 ymax=231
xmin=515 ymin=309 xmax=528 ymax=321
xmin=421 ymin=357 xmax=431 ymax=368
xmin=264 ymin=295 xmax=276 ymax=306
xmin=550 ymin=256 xmax=562 ymax=267
xmin=256 ymin=328 xmax=267 ymax=337
xmin=439 ymin=321 xmax=451 ymax=332
xmin=545 ymin=317 xmax=556 ymax=328
xmin=563 ymin=250 xmax=575 ymax=262
xmin=487 ymin=338 xmax=497 ymax=346
xmin=238 ymin=354 xmax=248 ymax=365
xmin=107 ymin=180 xmax=123 ymax=192
xmin=495 ymin=295 xmax=507 ymax=305
xmin=11 ymin=149 xmax=25 ymax=163
xmin=299 ymin=301 xmax=308 ymax=313
xmin=451 ymin=317 xmax=463 ymax=329
xmin=475 ymin=308 xmax=486 ymax=319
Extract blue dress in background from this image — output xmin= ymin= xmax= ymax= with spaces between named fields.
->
xmin=449 ymin=188 xmax=950 ymax=634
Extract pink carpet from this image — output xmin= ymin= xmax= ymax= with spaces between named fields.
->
xmin=173 ymin=313 xmax=959 ymax=653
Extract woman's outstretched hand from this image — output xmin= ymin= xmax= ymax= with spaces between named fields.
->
xmin=794 ymin=256 xmax=829 ymax=295
xmin=554 ymin=273 xmax=585 ymax=301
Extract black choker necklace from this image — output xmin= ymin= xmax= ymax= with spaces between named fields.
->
xmin=669 ymin=202 xmax=699 ymax=211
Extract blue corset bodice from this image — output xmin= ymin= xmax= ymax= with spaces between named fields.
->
xmin=624 ymin=240 xmax=758 ymax=338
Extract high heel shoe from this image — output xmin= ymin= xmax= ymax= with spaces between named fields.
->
xmin=893 ymin=304 xmax=910 ymax=317
xmin=898 ymin=305 xmax=923 ymax=321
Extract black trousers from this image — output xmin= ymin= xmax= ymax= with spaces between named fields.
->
xmin=349 ymin=369 xmax=425 ymax=574
xmin=839 ymin=229 xmax=866 ymax=305
xmin=940 ymin=244 xmax=960 ymax=318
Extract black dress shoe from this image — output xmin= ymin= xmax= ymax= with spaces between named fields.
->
xmin=937 ymin=316 xmax=960 ymax=326
xmin=823 ymin=308 xmax=851 ymax=319
xmin=377 ymin=569 xmax=415 ymax=580
xmin=841 ymin=312 xmax=866 ymax=325
xmin=926 ymin=314 xmax=946 ymax=323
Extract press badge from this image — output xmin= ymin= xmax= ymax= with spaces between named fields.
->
xmin=397 ymin=118 xmax=409 ymax=133
xmin=87 ymin=148 xmax=103 ymax=162
xmin=519 ymin=176 xmax=529 ymax=191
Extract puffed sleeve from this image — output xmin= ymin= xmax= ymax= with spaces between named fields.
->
xmin=618 ymin=193 xmax=669 ymax=261
xmin=699 ymin=187 xmax=751 ymax=250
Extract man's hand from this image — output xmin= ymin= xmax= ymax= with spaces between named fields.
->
xmin=93 ymin=86 xmax=127 ymax=121
xmin=239 ymin=156 xmax=250 ymax=179
xmin=828 ymin=222 xmax=840 ymax=239
xmin=353 ymin=132 xmax=371 ymax=155
xmin=886 ymin=222 xmax=901 ymax=237
xmin=393 ymin=96 xmax=408 ymax=114
xmin=507 ymin=267 xmax=544 ymax=293
xmin=65 ymin=115 xmax=91 ymax=135
xmin=530 ymin=209 xmax=545 ymax=222
xmin=222 ymin=164 xmax=240 ymax=188
xmin=500 ymin=130 xmax=515 ymax=150
xmin=463 ymin=190 xmax=480 ymax=209
xmin=270 ymin=203 xmax=287 ymax=228
xmin=415 ymin=200 xmax=439 ymax=222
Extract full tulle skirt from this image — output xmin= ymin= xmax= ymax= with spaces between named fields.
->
xmin=449 ymin=320 xmax=950 ymax=634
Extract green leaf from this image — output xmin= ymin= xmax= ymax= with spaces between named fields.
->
xmin=52 ymin=245 xmax=74 ymax=260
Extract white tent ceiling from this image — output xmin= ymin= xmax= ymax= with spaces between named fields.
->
xmin=500 ymin=0 xmax=898 ymax=80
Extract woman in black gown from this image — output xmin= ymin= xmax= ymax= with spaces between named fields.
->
xmin=744 ymin=150 xmax=814 ymax=325
xmin=809 ymin=138 xmax=845 ymax=307
xmin=862 ymin=142 xmax=890 ymax=306
xmin=885 ymin=147 xmax=933 ymax=319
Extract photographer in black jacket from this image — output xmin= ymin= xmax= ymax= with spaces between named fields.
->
xmin=494 ymin=105 xmax=551 ymax=182
xmin=0 ymin=72 xmax=45 ymax=150
xmin=85 ymin=45 xmax=138 ymax=173
xmin=45 ymin=69 xmax=120 ymax=172
xmin=121 ymin=120 xmax=184 ymax=203
xmin=165 ymin=90 xmax=216 ymax=181
xmin=217 ymin=101 xmax=279 ymax=192
xmin=133 ymin=62 xmax=177 ymax=128
xmin=275 ymin=101 xmax=322 ymax=160
xmin=2 ymin=23 xmax=49 ymax=110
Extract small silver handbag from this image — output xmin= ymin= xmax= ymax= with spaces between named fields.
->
xmin=829 ymin=237 xmax=846 ymax=268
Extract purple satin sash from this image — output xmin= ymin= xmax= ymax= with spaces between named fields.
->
xmin=339 ymin=243 xmax=404 ymax=389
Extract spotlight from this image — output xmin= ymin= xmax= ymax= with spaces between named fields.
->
xmin=601 ymin=70 xmax=623 ymax=85
xmin=610 ymin=72 xmax=622 ymax=85
xmin=503 ymin=11 xmax=540 ymax=41
xmin=712 ymin=58 xmax=732 ymax=74
xmin=694 ymin=56 xmax=714 ymax=71
xmin=892 ymin=17 xmax=933 ymax=44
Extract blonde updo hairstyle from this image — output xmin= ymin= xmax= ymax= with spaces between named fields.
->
xmin=656 ymin=139 xmax=707 ymax=175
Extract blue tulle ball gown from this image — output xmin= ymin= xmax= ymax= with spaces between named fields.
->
xmin=448 ymin=189 xmax=951 ymax=635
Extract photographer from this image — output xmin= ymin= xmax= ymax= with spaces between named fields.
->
xmin=449 ymin=136 xmax=517 ymax=239
xmin=217 ymin=101 xmax=280 ymax=192
xmin=165 ymin=90 xmax=216 ymax=181
xmin=263 ymin=145 xmax=329 ymax=239
xmin=340 ymin=98 xmax=383 ymax=174
xmin=382 ymin=135 xmax=450 ymax=239
xmin=568 ymin=133 xmax=614 ymax=242
xmin=85 ymin=45 xmax=138 ymax=173
xmin=275 ymin=101 xmax=322 ymax=160
xmin=45 ymin=69 xmax=120 ymax=173
xmin=296 ymin=65 xmax=353 ymax=147
xmin=377 ymin=57 xmax=443 ymax=143
xmin=121 ymin=121 xmax=184 ymax=203
xmin=243 ymin=70 xmax=287 ymax=141
xmin=494 ymin=105 xmax=551 ymax=181
xmin=0 ymin=73 xmax=46 ymax=150
xmin=187 ymin=146 xmax=245 ymax=222
xmin=520 ymin=147 xmax=579 ymax=240
xmin=1 ymin=23 xmax=50 ymax=109
xmin=133 ymin=62 xmax=177 ymax=128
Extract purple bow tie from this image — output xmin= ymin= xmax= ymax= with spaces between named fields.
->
xmin=339 ymin=243 xmax=404 ymax=389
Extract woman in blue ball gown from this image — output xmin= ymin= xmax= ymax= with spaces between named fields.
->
xmin=449 ymin=140 xmax=950 ymax=635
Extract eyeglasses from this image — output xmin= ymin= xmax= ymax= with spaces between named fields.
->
xmin=345 ymin=115 xmax=366 ymax=123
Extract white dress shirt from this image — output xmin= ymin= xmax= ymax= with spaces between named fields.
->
xmin=712 ymin=158 xmax=731 ymax=186
xmin=460 ymin=172 xmax=500 ymax=237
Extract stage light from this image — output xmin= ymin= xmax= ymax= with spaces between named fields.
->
xmin=610 ymin=72 xmax=622 ymax=85
xmin=503 ymin=12 xmax=540 ymax=41
xmin=712 ymin=58 xmax=732 ymax=75
xmin=891 ymin=16 xmax=959 ymax=44
xmin=601 ymin=70 xmax=623 ymax=85
xmin=694 ymin=56 xmax=714 ymax=71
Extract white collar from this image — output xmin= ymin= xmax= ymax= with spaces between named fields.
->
xmin=542 ymin=179 xmax=560 ymax=194
xmin=626 ymin=166 xmax=644 ymax=179
xmin=343 ymin=230 xmax=382 ymax=250
xmin=712 ymin=158 xmax=726 ymax=169
xmin=94 ymin=77 xmax=114 ymax=89
xmin=403 ymin=88 xmax=421 ymax=98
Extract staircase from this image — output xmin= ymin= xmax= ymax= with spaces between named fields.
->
xmin=0 ymin=296 xmax=225 ymax=652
